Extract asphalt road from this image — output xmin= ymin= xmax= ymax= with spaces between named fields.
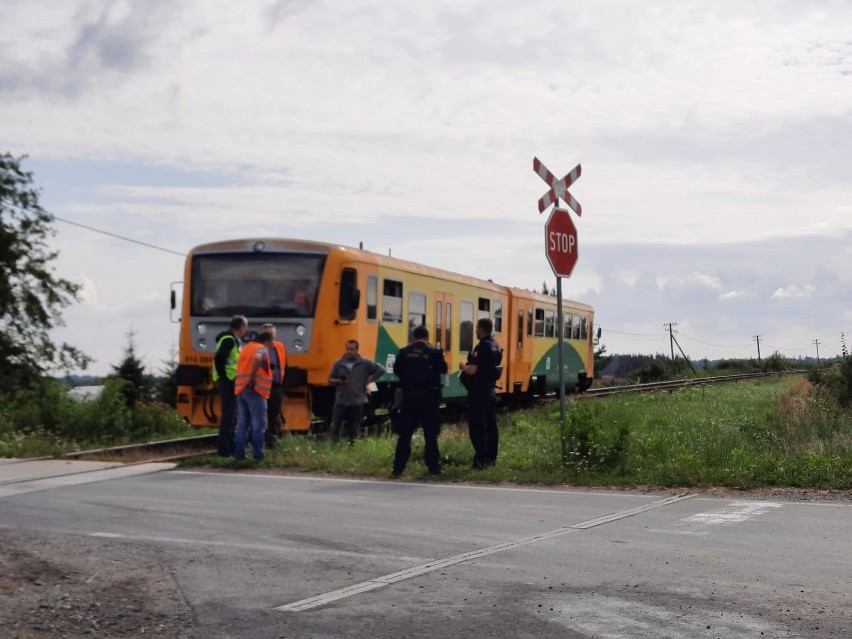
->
xmin=1 ymin=465 xmax=850 ymax=638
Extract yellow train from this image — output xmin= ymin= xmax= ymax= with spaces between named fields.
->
xmin=172 ymin=238 xmax=597 ymax=431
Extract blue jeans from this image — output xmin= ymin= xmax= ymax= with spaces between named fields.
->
xmin=235 ymin=388 xmax=267 ymax=461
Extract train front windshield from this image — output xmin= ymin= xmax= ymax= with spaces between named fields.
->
xmin=190 ymin=252 xmax=326 ymax=318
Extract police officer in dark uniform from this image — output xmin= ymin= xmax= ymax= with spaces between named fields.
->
xmin=459 ymin=318 xmax=502 ymax=469
xmin=392 ymin=325 xmax=448 ymax=477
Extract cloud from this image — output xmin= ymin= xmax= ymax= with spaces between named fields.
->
xmin=77 ymin=275 xmax=98 ymax=305
xmin=2 ymin=0 xmax=851 ymax=372
xmin=770 ymin=284 xmax=817 ymax=299
xmin=719 ymin=290 xmax=752 ymax=300
xmin=657 ymin=272 xmax=722 ymax=291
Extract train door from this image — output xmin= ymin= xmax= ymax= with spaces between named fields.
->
xmin=512 ymin=302 xmax=534 ymax=394
xmin=433 ymin=292 xmax=454 ymax=356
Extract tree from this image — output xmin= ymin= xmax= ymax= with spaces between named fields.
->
xmin=593 ymin=343 xmax=613 ymax=378
xmin=0 ymin=153 xmax=91 ymax=389
xmin=155 ymin=347 xmax=179 ymax=408
xmin=111 ymin=330 xmax=154 ymax=409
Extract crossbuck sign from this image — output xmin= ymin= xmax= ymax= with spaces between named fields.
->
xmin=533 ymin=157 xmax=582 ymax=216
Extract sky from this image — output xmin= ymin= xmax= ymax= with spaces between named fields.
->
xmin=2 ymin=0 xmax=850 ymax=376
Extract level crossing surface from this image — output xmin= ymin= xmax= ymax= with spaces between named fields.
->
xmin=0 ymin=463 xmax=849 ymax=638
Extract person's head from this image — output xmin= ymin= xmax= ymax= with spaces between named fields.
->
xmin=256 ymin=331 xmax=273 ymax=345
xmin=231 ymin=315 xmax=248 ymax=337
xmin=412 ymin=325 xmax=429 ymax=342
xmin=261 ymin=322 xmax=277 ymax=339
xmin=476 ymin=318 xmax=493 ymax=339
xmin=344 ymin=339 xmax=359 ymax=359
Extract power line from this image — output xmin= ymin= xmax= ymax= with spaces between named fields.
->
xmin=678 ymin=332 xmax=753 ymax=349
xmin=54 ymin=215 xmax=186 ymax=257
xmin=601 ymin=328 xmax=666 ymax=337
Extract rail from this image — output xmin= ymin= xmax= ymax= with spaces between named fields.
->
xmin=63 ymin=434 xmax=218 ymax=463
xmin=581 ymin=370 xmax=803 ymax=399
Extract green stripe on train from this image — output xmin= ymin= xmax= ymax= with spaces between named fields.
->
xmin=531 ymin=342 xmax=587 ymax=391
xmin=375 ymin=325 xmax=467 ymax=400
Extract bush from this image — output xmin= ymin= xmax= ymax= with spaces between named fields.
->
xmin=561 ymin=401 xmax=630 ymax=472
xmin=0 ymin=379 xmax=193 ymax=455
xmin=807 ymin=357 xmax=852 ymax=408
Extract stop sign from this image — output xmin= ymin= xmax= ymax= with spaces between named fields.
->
xmin=545 ymin=208 xmax=578 ymax=277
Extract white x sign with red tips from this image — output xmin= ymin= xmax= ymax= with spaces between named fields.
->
xmin=533 ymin=157 xmax=582 ymax=215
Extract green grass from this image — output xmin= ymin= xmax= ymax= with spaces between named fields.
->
xmin=5 ymin=375 xmax=850 ymax=490
xmin=0 ymin=379 xmax=197 ymax=457
xmin=185 ymin=376 xmax=852 ymax=490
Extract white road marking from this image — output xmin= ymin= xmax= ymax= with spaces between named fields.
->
xmin=681 ymin=501 xmax=782 ymax=526
xmin=0 ymin=463 xmax=176 ymax=498
xmin=276 ymin=493 xmax=695 ymax=612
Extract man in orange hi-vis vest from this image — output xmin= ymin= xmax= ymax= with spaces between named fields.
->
xmin=234 ymin=331 xmax=274 ymax=462
xmin=260 ymin=323 xmax=287 ymax=449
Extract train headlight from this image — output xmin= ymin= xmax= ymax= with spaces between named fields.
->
xmin=197 ymin=323 xmax=207 ymax=334
xmin=292 ymin=340 xmax=304 ymax=352
xmin=295 ymin=324 xmax=306 ymax=336
xmin=198 ymin=338 xmax=207 ymax=349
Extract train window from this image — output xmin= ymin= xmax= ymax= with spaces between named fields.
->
xmin=478 ymin=298 xmax=490 ymax=320
xmin=367 ymin=275 xmax=378 ymax=321
xmin=545 ymin=309 xmax=555 ymax=338
xmin=527 ymin=307 xmax=533 ymax=337
xmin=338 ymin=268 xmax=359 ymax=321
xmin=580 ymin=316 xmax=588 ymax=340
xmin=460 ymin=301 xmax=474 ymax=352
xmin=517 ymin=310 xmax=524 ymax=348
xmin=573 ymin=316 xmax=581 ymax=339
xmin=493 ymin=300 xmax=503 ymax=333
xmin=382 ymin=279 xmax=403 ymax=323
xmin=445 ymin=302 xmax=453 ymax=352
xmin=534 ymin=308 xmax=545 ymax=337
xmin=435 ymin=301 xmax=443 ymax=350
xmin=190 ymin=252 xmax=325 ymax=319
xmin=564 ymin=314 xmax=573 ymax=339
xmin=408 ymin=292 xmax=426 ymax=340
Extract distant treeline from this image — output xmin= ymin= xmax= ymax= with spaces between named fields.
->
xmin=597 ymin=352 xmax=839 ymax=383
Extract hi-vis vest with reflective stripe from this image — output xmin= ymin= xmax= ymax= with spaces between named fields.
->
xmin=234 ymin=342 xmax=273 ymax=399
xmin=212 ymin=333 xmax=239 ymax=382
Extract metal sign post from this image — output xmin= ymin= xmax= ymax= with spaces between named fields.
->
xmin=534 ymin=157 xmax=584 ymax=460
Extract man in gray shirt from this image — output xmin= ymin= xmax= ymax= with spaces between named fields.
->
xmin=328 ymin=339 xmax=386 ymax=443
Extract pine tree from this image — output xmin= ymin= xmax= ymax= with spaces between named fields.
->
xmin=111 ymin=330 xmax=153 ymax=409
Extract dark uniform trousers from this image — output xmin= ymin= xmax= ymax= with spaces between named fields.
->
xmin=467 ymin=387 xmax=498 ymax=467
xmin=393 ymin=389 xmax=441 ymax=474
xmin=266 ymin=384 xmax=285 ymax=448
xmin=216 ymin=379 xmax=237 ymax=457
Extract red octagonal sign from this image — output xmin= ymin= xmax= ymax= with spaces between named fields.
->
xmin=545 ymin=208 xmax=578 ymax=278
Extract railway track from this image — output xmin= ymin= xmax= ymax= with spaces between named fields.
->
xmin=580 ymin=370 xmax=801 ymax=399
xmin=62 ymin=433 xmax=218 ymax=463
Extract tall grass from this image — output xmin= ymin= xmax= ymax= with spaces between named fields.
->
xmin=186 ymin=376 xmax=852 ymax=489
xmin=0 ymin=379 xmax=196 ymax=457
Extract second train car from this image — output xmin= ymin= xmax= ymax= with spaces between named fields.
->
xmin=172 ymin=238 xmax=597 ymax=432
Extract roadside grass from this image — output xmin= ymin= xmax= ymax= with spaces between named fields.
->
xmin=186 ymin=375 xmax=852 ymax=489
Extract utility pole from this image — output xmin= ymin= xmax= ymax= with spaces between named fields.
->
xmin=753 ymin=334 xmax=763 ymax=363
xmin=813 ymin=339 xmax=821 ymax=366
xmin=664 ymin=322 xmax=678 ymax=362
